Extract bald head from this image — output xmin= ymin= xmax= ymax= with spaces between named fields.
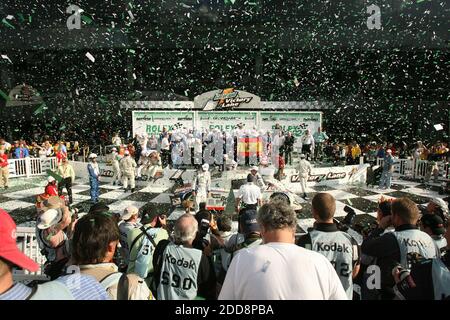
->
xmin=312 ymin=193 xmax=336 ymax=222
xmin=174 ymin=214 xmax=198 ymax=246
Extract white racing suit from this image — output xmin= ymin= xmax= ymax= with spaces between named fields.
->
xmin=111 ymin=152 xmax=122 ymax=184
xmin=120 ymin=156 xmax=137 ymax=190
xmin=193 ymin=171 xmax=211 ymax=211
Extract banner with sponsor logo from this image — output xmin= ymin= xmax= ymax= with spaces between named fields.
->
xmin=194 ymin=89 xmax=260 ymax=110
xmin=197 ymin=111 xmax=258 ymax=131
xmin=260 ymin=111 xmax=322 ymax=142
xmin=132 ymin=111 xmax=195 ymax=137
xmin=284 ymin=164 xmax=369 ymax=189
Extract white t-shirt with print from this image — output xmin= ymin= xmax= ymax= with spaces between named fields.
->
xmin=219 ymin=242 xmax=347 ymax=300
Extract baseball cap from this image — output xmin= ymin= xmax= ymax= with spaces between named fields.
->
xmin=239 ymin=210 xmax=260 ymax=234
xmin=202 ymin=163 xmax=209 ymax=171
xmin=299 ymin=154 xmax=306 ymax=159
xmin=0 ymin=209 xmax=39 ymax=272
xmin=124 ymin=150 xmax=130 ymax=155
xmin=88 ymin=153 xmax=97 ymax=159
xmin=111 ymin=147 xmax=117 ymax=152
xmin=47 ymin=176 xmax=56 ymax=183
xmin=386 ymin=149 xmax=392 ymax=153
xmin=37 ymin=208 xmax=63 ymax=230
xmin=421 ymin=213 xmax=446 ymax=235
xmin=121 ymin=206 xmax=139 ymax=221
xmin=250 ymin=166 xmax=259 ymax=172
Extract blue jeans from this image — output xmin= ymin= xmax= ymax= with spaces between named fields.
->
xmin=379 ymin=171 xmax=392 ymax=189
xmin=89 ymin=178 xmax=99 ymax=203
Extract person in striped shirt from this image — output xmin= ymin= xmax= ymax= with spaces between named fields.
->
xmin=0 ymin=209 xmax=109 ymax=300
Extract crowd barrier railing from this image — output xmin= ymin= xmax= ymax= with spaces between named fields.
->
xmin=13 ymin=227 xmax=49 ymax=282
xmin=8 ymin=157 xmax=57 ymax=178
xmin=376 ymin=157 xmax=449 ymax=180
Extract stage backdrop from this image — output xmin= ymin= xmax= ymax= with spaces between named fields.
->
xmin=132 ymin=111 xmax=195 ymax=136
xmin=260 ymin=111 xmax=322 ymax=148
xmin=197 ymin=111 xmax=258 ymax=131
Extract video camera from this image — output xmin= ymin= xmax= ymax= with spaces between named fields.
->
xmin=335 ymin=205 xmax=357 ymax=232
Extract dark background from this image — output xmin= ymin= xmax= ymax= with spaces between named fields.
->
xmin=0 ymin=0 xmax=448 ymax=144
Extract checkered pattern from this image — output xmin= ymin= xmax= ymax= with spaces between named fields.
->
xmin=120 ymin=101 xmax=194 ymax=109
xmin=0 ymin=171 xmax=446 ymax=242
xmin=120 ymin=100 xmax=333 ymax=110
xmin=260 ymin=101 xmax=334 ymax=110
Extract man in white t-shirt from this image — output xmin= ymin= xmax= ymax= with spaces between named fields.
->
xmin=219 ymin=201 xmax=347 ymax=300
xmin=235 ymin=174 xmax=262 ymax=214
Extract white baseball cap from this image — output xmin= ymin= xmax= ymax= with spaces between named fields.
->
xmin=202 ymin=163 xmax=209 ymax=171
xmin=386 ymin=149 xmax=392 ymax=153
xmin=121 ymin=206 xmax=139 ymax=221
xmin=37 ymin=208 xmax=63 ymax=230
xmin=124 ymin=150 xmax=130 ymax=155
xmin=89 ymin=153 xmax=97 ymax=158
xmin=111 ymin=147 xmax=117 ymax=152
xmin=250 ymin=166 xmax=259 ymax=172
xmin=47 ymin=176 xmax=56 ymax=183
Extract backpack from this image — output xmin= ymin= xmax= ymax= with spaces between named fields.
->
xmin=130 ymin=226 xmax=159 ymax=279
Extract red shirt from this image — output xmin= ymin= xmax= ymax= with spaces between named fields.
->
xmin=45 ymin=184 xmax=58 ymax=196
xmin=0 ymin=154 xmax=8 ymax=168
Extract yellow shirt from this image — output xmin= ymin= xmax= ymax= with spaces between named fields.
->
xmin=57 ymin=164 xmax=75 ymax=181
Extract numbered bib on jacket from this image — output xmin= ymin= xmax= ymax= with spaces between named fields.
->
xmin=392 ymin=229 xmax=439 ymax=268
xmin=134 ymin=228 xmax=159 ymax=279
xmin=309 ymin=230 xmax=356 ymax=299
xmin=157 ymin=243 xmax=202 ymax=300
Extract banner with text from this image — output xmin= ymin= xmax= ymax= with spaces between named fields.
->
xmin=197 ymin=111 xmax=258 ymax=131
xmin=132 ymin=111 xmax=195 ymax=136
xmin=260 ymin=112 xmax=322 ymax=148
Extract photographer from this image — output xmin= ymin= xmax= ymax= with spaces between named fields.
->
xmin=226 ymin=210 xmax=262 ymax=261
xmin=297 ymin=193 xmax=360 ymax=299
xmin=192 ymin=208 xmax=224 ymax=255
xmin=35 ymin=196 xmax=74 ymax=280
xmin=419 ymin=214 xmax=447 ymax=253
xmin=152 ymin=214 xmax=217 ymax=300
xmin=357 ymin=198 xmax=393 ymax=300
xmin=426 ymin=198 xmax=449 ymax=225
xmin=392 ymin=221 xmax=450 ymax=300
xmin=361 ymin=197 xmax=440 ymax=300
xmin=127 ymin=208 xmax=169 ymax=289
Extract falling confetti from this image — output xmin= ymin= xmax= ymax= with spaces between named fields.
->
xmin=85 ymin=52 xmax=95 ymax=63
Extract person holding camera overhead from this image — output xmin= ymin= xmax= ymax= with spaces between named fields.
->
xmin=361 ymin=197 xmax=440 ymax=300
xmin=152 ymin=213 xmax=217 ymax=300
xmin=297 ymin=193 xmax=360 ymax=299
xmin=126 ymin=208 xmax=169 ymax=290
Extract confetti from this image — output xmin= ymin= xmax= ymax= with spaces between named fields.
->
xmin=85 ymin=52 xmax=95 ymax=63
xmin=1 ymin=55 xmax=12 ymax=63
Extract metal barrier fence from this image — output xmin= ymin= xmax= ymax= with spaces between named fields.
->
xmin=13 ymin=227 xmax=49 ymax=282
xmin=8 ymin=157 xmax=57 ymax=178
xmin=376 ymin=158 xmax=449 ymax=180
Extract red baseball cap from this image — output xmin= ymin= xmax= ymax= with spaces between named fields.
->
xmin=0 ymin=209 xmax=39 ymax=272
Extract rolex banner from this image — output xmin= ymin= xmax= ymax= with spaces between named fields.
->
xmin=132 ymin=111 xmax=195 ymax=136
xmin=197 ymin=111 xmax=258 ymax=131
xmin=260 ymin=112 xmax=322 ymax=137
